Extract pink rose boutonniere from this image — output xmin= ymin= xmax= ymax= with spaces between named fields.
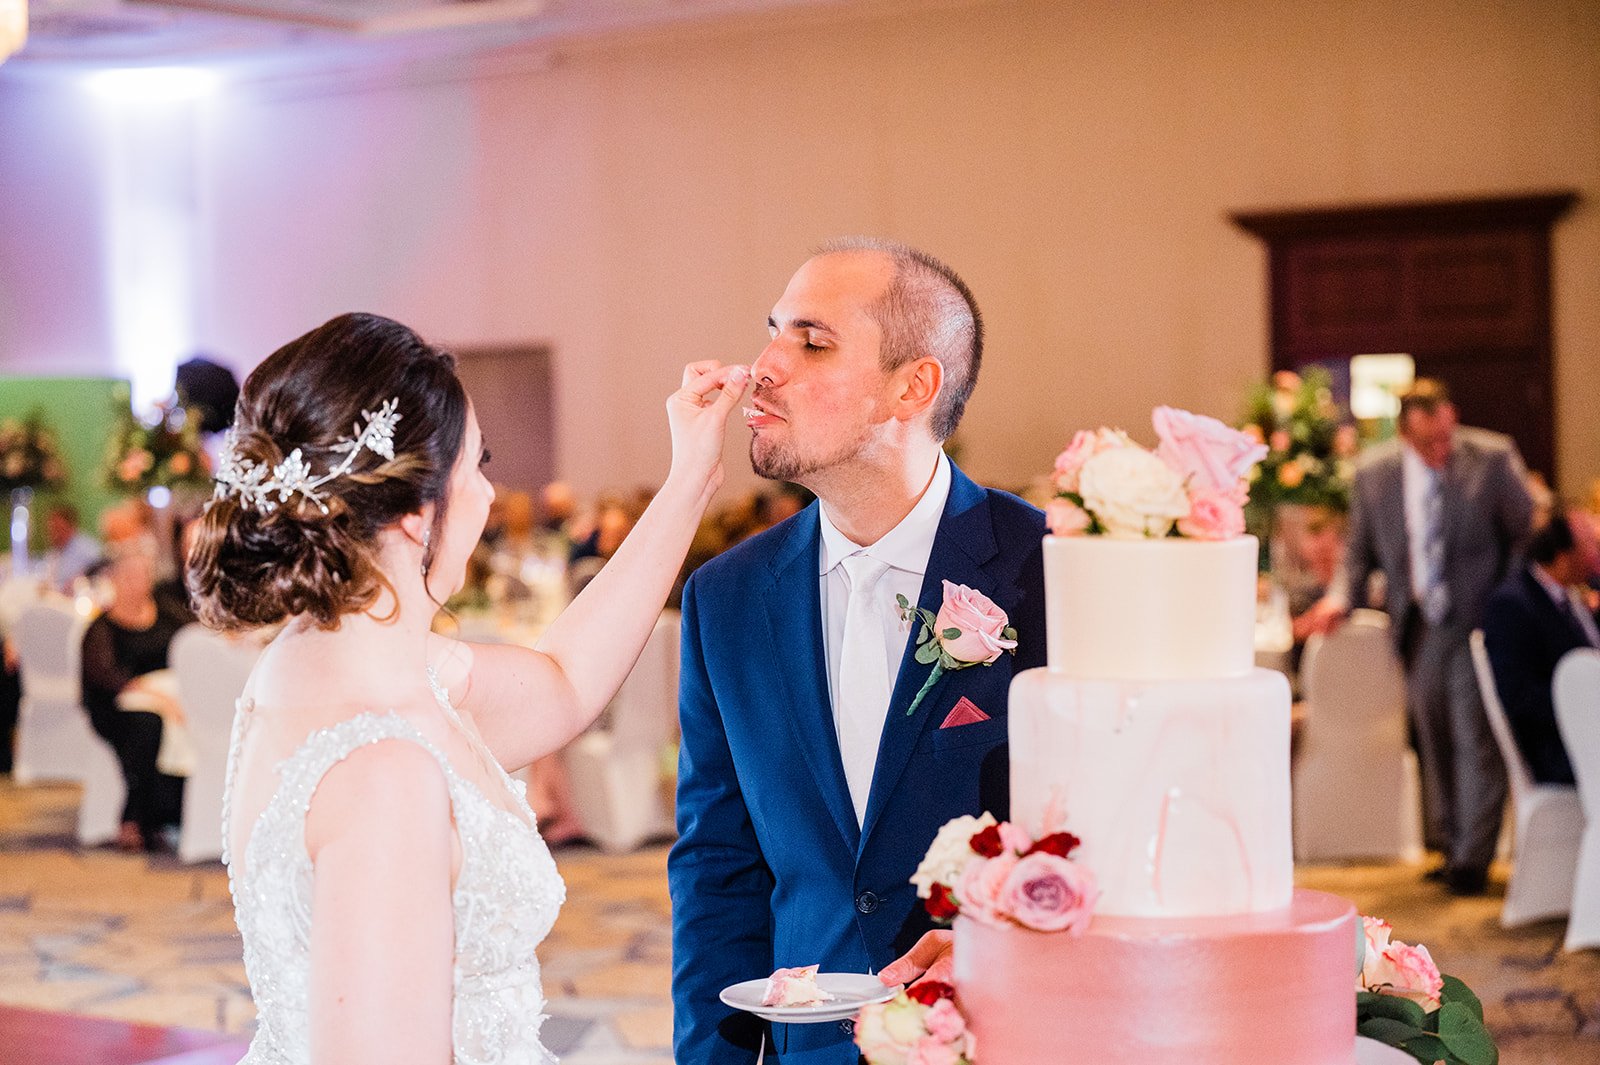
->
xmin=896 ymin=581 xmax=1017 ymax=717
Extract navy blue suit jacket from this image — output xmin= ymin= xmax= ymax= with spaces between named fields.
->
xmin=1483 ymin=566 xmax=1593 ymax=785
xmin=668 ymin=465 xmax=1047 ymax=1065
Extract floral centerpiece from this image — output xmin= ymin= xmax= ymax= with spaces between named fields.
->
xmin=1046 ymin=407 xmax=1266 ymax=540
xmin=1239 ymin=368 xmax=1357 ymax=515
xmin=0 ymin=412 xmax=67 ymax=495
xmin=103 ymin=402 xmax=212 ymax=495
xmin=1357 ymin=917 xmax=1496 ymax=1065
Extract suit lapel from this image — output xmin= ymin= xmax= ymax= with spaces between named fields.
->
xmin=859 ymin=467 xmax=998 ymax=847
xmin=763 ymin=506 xmax=861 ymax=853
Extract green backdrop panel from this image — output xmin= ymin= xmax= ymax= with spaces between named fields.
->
xmin=1 ymin=376 xmax=134 ymax=551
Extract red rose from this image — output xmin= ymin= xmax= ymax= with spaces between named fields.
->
xmin=905 ymin=981 xmax=957 ymax=1006
xmin=969 ymin=824 xmax=1004 ymax=858
xmin=925 ymin=883 xmax=960 ymax=922
xmin=1025 ymin=832 xmax=1082 ymax=859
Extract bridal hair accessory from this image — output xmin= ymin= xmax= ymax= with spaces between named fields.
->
xmin=213 ymin=398 xmax=402 ymax=515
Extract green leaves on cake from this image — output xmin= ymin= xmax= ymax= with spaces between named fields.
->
xmin=1356 ymin=917 xmax=1496 ymax=1065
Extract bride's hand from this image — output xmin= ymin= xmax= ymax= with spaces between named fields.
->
xmin=666 ymin=361 xmax=750 ymax=501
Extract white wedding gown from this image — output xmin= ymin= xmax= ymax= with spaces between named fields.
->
xmin=224 ymin=668 xmax=567 ymax=1064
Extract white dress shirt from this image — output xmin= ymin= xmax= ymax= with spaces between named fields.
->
xmin=1401 ymin=444 xmax=1440 ymax=605
xmin=818 ymin=452 xmax=952 ymax=810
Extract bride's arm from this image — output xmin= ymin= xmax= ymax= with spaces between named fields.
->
xmin=305 ymin=741 xmax=456 ymax=1064
xmin=443 ymin=361 xmax=747 ymax=770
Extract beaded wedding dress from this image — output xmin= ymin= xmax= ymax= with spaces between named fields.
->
xmin=224 ymin=668 xmax=567 ymax=1064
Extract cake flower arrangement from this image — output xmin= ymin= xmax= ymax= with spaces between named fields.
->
xmin=908 ymin=812 xmax=1097 ymax=933
xmin=1357 ymin=917 xmax=1496 ymax=1065
xmin=855 ymin=981 xmax=975 ymax=1065
xmin=1047 ymin=406 xmax=1267 ymax=540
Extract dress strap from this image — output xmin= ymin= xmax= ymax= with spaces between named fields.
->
xmin=275 ymin=713 xmax=460 ymax=827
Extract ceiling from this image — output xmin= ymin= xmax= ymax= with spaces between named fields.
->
xmin=8 ymin=0 xmax=920 ymax=71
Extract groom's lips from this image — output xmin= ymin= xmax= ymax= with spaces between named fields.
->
xmin=745 ymin=400 xmax=785 ymax=430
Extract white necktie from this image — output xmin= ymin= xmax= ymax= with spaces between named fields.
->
xmin=837 ymin=555 xmax=893 ymax=826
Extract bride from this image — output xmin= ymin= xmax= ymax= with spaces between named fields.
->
xmin=186 ymin=312 xmax=747 ymax=1064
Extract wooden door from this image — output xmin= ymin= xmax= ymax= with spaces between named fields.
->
xmin=1232 ymin=193 xmax=1576 ymax=482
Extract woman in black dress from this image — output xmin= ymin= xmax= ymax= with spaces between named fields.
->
xmin=80 ymin=546 xmax=190 ymax=851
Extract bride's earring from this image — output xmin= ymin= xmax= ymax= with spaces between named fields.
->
xmin=421 ymin=526 xmax=431 ymax=577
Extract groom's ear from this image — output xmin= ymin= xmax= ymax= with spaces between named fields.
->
xmin=891 ymin=355 xmax=944 ymax=426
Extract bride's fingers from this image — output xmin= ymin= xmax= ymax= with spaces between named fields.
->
xmin=681 ymin=360 xmax=725 ymax=390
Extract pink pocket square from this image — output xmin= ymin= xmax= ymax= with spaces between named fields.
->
xmin=939 ymin=697 xmax=991 ymax=729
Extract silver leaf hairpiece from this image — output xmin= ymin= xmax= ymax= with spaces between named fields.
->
xmin=213 ymin=398 xmax=403 ymax=515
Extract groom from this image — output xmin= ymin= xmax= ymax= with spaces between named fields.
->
xmin=670 ymin=238 xmax=1047 ymax=1064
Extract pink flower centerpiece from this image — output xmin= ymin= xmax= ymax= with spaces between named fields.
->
xmin=909 ymin=814 xmax=1097 ymax=933
xmin=1048 ymin=407 xmax=1266 ymax=540
xmin=856 ymin=981 xmax=976 ymax=1065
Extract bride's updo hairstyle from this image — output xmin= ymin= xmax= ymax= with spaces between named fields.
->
xmin=186 ymin=313 xmax=467 ymax=632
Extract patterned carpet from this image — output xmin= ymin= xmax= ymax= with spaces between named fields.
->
xmin=1 ymin=778 xmax=1596 ymax=1064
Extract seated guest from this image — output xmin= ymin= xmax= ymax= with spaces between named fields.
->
xmin=43 ymin=503 xmax=102 ymax=594
xmin=80 ymin=546 xmax=189 ymax=851
xmin=1482 ymin=515 xmax=1599 ymax=786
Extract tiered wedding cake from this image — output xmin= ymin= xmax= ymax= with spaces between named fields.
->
xmin=953 ymin=532 xmax=1358 ymax=1064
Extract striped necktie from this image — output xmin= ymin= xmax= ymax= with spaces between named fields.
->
xmin=1419 ymin=470 xmax=1450 ymax=625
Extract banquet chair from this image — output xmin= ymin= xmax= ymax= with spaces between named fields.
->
xmin=1292 ymin=610 xmax=1423 ymax=862
xmin=10 ymin=602 xmax=125 ymax=845
xmin=1470 ymin=629 xmax=1583 ymax=927
xmin=1553 ymin=648 xmax=1600 ymax=951
xmin=562 ymin=610 xmax=680 ymax=853
xmin=171 ymin=624 xmax=262 ymax=864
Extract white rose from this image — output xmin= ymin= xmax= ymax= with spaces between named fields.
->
xmin=1079 ymin=445 xmax=1191 ymax=538
xmin=910 ymin=812 xmax=997 ymax=899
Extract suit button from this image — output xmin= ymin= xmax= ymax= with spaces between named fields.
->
xmin=839 ymin=1019 xmax=856 ymax=1035
xmin=856 ymin=891 xmax=879 ymax=914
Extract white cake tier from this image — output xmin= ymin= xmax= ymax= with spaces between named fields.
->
xmin=1044 ymin=535 xmax=1258 ymax=680
xmin=1010 ymin=666 xmax=1293 ymax=917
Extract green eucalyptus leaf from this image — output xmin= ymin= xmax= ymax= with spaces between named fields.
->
xmin=942 ymin=627 xmax=963 ymax=641
xmin=1358 ymin=1018 xmax=1426 ymax=1046
xmin=915 ymin=641 xmax=942 ymax=665
xmin=896 ymin=593 xmax=910 ymax=609
xmin=1436 ymin=1002 xmax=1496 ymax=1065
xmin=1358 ymin=993 xmax=1429 ymax=1029
xmin=1440 ymin=975 xmax=1484 ymax=1022
xmin=1398 ymin=1033 xmax=1449 ymax=1065
xmin=1002 ymin=627 xmax=1018 ymax=641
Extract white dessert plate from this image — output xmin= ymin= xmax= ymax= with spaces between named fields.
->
xmin=719 ymin=973 xmax=902 ymax=1024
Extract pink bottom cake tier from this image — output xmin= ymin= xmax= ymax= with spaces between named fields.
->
xmin=953 ymin=888 xmax=1359 ymax=1065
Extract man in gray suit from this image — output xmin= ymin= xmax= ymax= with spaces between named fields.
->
xmin=1343 ymin=379 xmax=1534 ymax=895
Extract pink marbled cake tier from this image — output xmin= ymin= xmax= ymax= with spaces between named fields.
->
xmin=953 ymin=888 xmax=1359 ymax=1065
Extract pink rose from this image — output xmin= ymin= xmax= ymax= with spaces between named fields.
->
xmin=955 ymin=851 xmax=1018 ymax=924
xmin=1334 ymin=424 xmax=1360 ymax=457
xmin=935 ymin=581 xmax=1017 ymax=665
xmin=1152 ymin=406 xmax=1268 ymax=496
xmin=998 ymin=821 xmax=1033 ymax=856
xmin=908 ymin=1035 xmax=961 ymax=1065
xmin=1052 ymin=428 xmax=1129 ymax=494
xmin=1046 ymin=497 xmax=1091 ymax=536
xmin=1178 ymin=489 xmax=1246 ymax=541
xmin=1359 ymin=916 xmax=1443 ymax=1012
xmin=922 ymin=999 xmax=967 ymax=1042
xmin=1269 ymin=429 xmax=1292 ymax=453
xmin=997 ymin=852 xmax=1097 ymax=933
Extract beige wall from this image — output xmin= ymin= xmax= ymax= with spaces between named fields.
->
xmin=5 ymin=0 xmax=1597 ymax=497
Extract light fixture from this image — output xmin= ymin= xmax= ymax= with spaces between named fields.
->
xmin=1349 ymin=354 xmax=1416 ymax=421
xmin=0 ymin=0 xmax=24 ymax=66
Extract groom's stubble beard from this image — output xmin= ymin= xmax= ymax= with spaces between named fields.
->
xmin=749 ymin=421 xmax=875 ymax=485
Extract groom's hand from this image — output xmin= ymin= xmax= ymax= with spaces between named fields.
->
xmin=666 ymin=360 xmax=750 ymax=502
xmin=878 ymin=930 xmax=954 ymax=987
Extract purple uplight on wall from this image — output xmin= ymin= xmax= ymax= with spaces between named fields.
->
xmin=85 ymin=65 xmax=220 ymax=409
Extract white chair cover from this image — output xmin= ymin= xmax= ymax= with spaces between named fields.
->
xmin=11 ymin=601 xmax=125 ymax=844
xmin=561 ymin=610 xmax=680 ymax=853
xmin=1292 ymin=610 xmax=1423 ymax=861
xmin=1553 ymin=647 xmax=1600 ymax=951
xmin=1470 ymin=629 xmax=1584 ymax=926
xmin=170 ymin=624 xmax=262 ymax=864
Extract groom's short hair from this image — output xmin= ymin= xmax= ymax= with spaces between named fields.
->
xmin=814 ymin=236 xmax=982 ymax=442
